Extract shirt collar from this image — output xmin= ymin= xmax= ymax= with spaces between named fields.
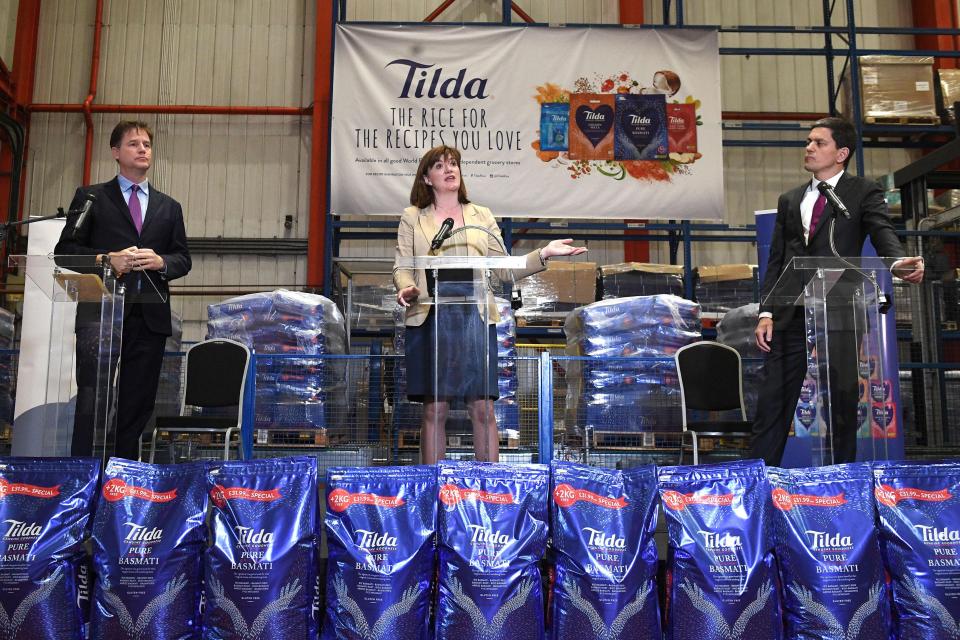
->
xmin=810 ymin=170 xmax=843 ymax=194
xmin=117 ymin=174 xmax=149 ymax=195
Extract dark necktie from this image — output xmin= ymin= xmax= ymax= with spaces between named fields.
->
xmin=128 ymin=184 xmax=143 ymax=234
xmin=809 ymin=192 xmax=827 ymax=238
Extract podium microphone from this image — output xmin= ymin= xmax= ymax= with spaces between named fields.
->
xmin=431 ymin=217 xmax=455 ymax=251
xmin=817 ymin=182 xmax=850 ymax=220
xmin=71 ymin=193 xmax=97 ymax=239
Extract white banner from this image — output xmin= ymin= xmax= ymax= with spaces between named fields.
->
xmin=331 ymin=25 xmax=723 ymax=220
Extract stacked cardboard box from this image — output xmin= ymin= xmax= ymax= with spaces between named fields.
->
xmin=695 ymin=264 xmax=758 ymax=316
xmin=598 ymin=262 xmax=685 ymax=299
xmin=516 ymin=261 xmax=597 ymax=325
xmin=845 ymin=56 xmax=937 ymax=123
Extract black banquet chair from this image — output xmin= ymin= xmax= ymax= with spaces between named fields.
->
xmin=674 ymin=341 xmax=752 ymax=465
xmin=145 ymin=338 xmax=251 ymax=462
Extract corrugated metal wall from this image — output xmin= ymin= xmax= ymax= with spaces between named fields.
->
xmin=24 ymin=0 xmax=923 ymax=339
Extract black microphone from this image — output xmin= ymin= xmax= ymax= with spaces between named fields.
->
xmin=817 ymin=182 xmax=850 ymax=220
xmin=430 ymin=217 xmax=455 ymax=251
xmin=71 ymin=193 xmax=97 ymax=238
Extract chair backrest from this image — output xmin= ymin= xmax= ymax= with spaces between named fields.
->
xmin=182 ymin=338 xmax=250 ymax=410
xmin=674 ymin=341 xmax=747 ymax=424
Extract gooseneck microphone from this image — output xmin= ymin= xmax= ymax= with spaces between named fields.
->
xmin=817 ymin=182 xmax=851 ymax=220
xmin=430 ymin=217 xmax=455 ymax=251
xmin=71 ymin=193 xmax=97 ymax=239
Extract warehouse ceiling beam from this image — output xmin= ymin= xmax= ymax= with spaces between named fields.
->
xmin=30 ymin=104 xmax=309 ymax=116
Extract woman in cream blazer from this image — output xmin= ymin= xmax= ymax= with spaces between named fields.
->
xmin=393 ymin=145 xmax=586 ymax=464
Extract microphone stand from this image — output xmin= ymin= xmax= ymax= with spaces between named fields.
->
xmin=826 ymin=214 xmax=890 ymax=314
xmin=0 ymin=208 xmax=69 ymax=243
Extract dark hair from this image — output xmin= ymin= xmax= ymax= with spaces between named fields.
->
xmin=109 ymin=121 xmax=153 ymax=149
xmin=811 ymin=117 xmax=856 ymax=168
xmin=409 ymin=145 xmax=470 ymax=209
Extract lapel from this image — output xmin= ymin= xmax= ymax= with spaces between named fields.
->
xmin=787 ymin=182 xmax=806 ymax=243
xmin=417 ymin=206 xmax=439 ymax=253
xmin=140 ymin=184 xmax=161 ymax=236
xmin=463 ymin=203 xmax=482 ymax=255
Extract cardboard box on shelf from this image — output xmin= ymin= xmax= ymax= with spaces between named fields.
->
xmin=844 ymin=56 xmax=938 ymax=123
xmin=598 ymin=262 xmax=686 ymax=299
xmin=516 ymin=261 xmax=597 ymax=324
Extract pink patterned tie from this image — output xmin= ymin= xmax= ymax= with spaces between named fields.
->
xmin=809 ymin=192 xmax=827 ymax=237
xmin=128 ymin=184 xmax=143 ymax=234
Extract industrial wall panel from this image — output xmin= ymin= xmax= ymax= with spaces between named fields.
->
xmin=32 ymin=0 xmax=93 ymax=103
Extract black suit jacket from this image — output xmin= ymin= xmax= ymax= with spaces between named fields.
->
xmin=758 ymin=171 xmax=905 ymax=330
xmin=54 ymin=177 xmax=191 ymax=336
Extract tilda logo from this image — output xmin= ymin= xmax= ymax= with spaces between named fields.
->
xmin=103 ymin=478 xmax=177 ymax=503
xmin=386 ymin=59 xmax=489 ymax=99
xmin=354 ymin=529 xmax=398 ymax=549
xmin=583 ymin=527 xmax=626 ymax=549
xmin=669 ymin=115 xmax=685 ymax=127
xmin=122 ymin=522 xmax=163 ymax=543
xmin=2 ymin=519 xmax=42 ymax=540
xmin=327 ymin=488 xmax=405 ymax=513
xmin=553 ymin=483 xmax=627 ymax=509
xmin=805 ymin=530 xmax=853 ymax=550
xmin=235 ymin=526 xmax=274 ymax=545
xmin=627 ymin=114 xmax=652 ymax=125
xmin=914 ymin=524 xmax=960 ymax=544
xmin=468 ymin=525 xmax=513 ymax=546
xmin=698 ymin=530 xmax=742 ymax=549
xmin=0 ymin=478 xmax=60 ymax=500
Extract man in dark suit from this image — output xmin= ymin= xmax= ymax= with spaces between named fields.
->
xmin=750 ymin=116 xmax=924 ymax=466
xmin=55 ymin=120 xmax=191 ymax=459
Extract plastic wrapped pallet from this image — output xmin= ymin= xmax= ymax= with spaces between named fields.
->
xmin=0 ymin=307 xmax=15 ymax=426
xmin=516 ymin=262 xmax=596 ymax=326
xmin=844 ymin=55 xmax=937 ymax=122
xmin=206 ymin=290 xmax=346 ymax=431
xmin=716 ymin=303 xmax=762 ymax=421
xmin=564 ymin=295 xmax=701 ymax=432
xmin=598 ymin=262 xmax=685 ymax=299
xmin=694 ymin=264 xmax=758 ymax=316
xmin=940 ymin=68 xmax=960 ymax=123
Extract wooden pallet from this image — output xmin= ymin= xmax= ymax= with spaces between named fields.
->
xmin=397 ymin=430 xmax=519 ymax=450
xmin=864 ymin=115 xmax=940 ymax=126
xmin=516 ymin=317 xmax=566 ymax=328
xmin=255 ymin=428 xmax=329 ymax=447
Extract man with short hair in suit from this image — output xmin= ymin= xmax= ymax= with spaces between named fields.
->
xmin=750 ymin=116 xmax=924 ymax=466
xmin=56 ymin=120 xmax=191 ymax=459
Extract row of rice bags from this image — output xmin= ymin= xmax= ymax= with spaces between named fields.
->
xmin=4 ymin=457 xmax=960 ymax=639
xmin=0 ymin=456 xmax=318 ymax=640
xmin=564 ymin=295 xmax=700 ymax=433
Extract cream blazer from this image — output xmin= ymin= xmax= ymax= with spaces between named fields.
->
xmin=393 ymin=203 xmax=544 ymax=327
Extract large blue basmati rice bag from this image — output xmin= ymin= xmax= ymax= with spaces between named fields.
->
xmin=436 ymin=461 xmax=548 ymax=640
xmin=0 ymin=457 xmax=99 ymax=640
xmin=873 ymin=460 xmax=960 ymax=639
xmin=323 ymin=465 xmax=436 ymax=640
xmin=768 ymin=463 xmax=890 ymax=640
xmin=658 ymin=460 xmax=782 ymax=640
xmin=203 ymin=456 xmax=318 ymax=639
xmin=550 ymin=461 xmax=661 ymax=640
xmin=91 ymin=459 xmax=207 ymax=640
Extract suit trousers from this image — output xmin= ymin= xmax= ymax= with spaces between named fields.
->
xmin=71 ymin=306 xmax=167 ymax=459
xmin=750 ymin=320 xmax=861 ymax=466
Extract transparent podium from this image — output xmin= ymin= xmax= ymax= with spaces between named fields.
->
xmin=764 ymin=256 xmax=899 ymax=466
xmin=10 ymin=254 xmax=125 ymax=461
xmin=395 ymin=255 xmax=526 ymax=458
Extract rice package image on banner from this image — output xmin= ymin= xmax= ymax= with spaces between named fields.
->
xmin=436 ymin=461 xmax=549 ymax=640
xmin=322 ymin=465 xmax=437 ymax=640
xmin=0 ymin=457 xmax=99 ymax=640
xmin=203 ymin=456 xmax=318 ymax=640
xmin=91 ymin=459 xmax=208 ymax=640
xmin=658 ymin=460 xmax=783 ymax=640
xmin=549 ymin=461 xmax=661 ymax=640
xmin=873 ymin=461 xmax=960 ymax=639
xmin=767 ymin=463 xmax=891 ymax=640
